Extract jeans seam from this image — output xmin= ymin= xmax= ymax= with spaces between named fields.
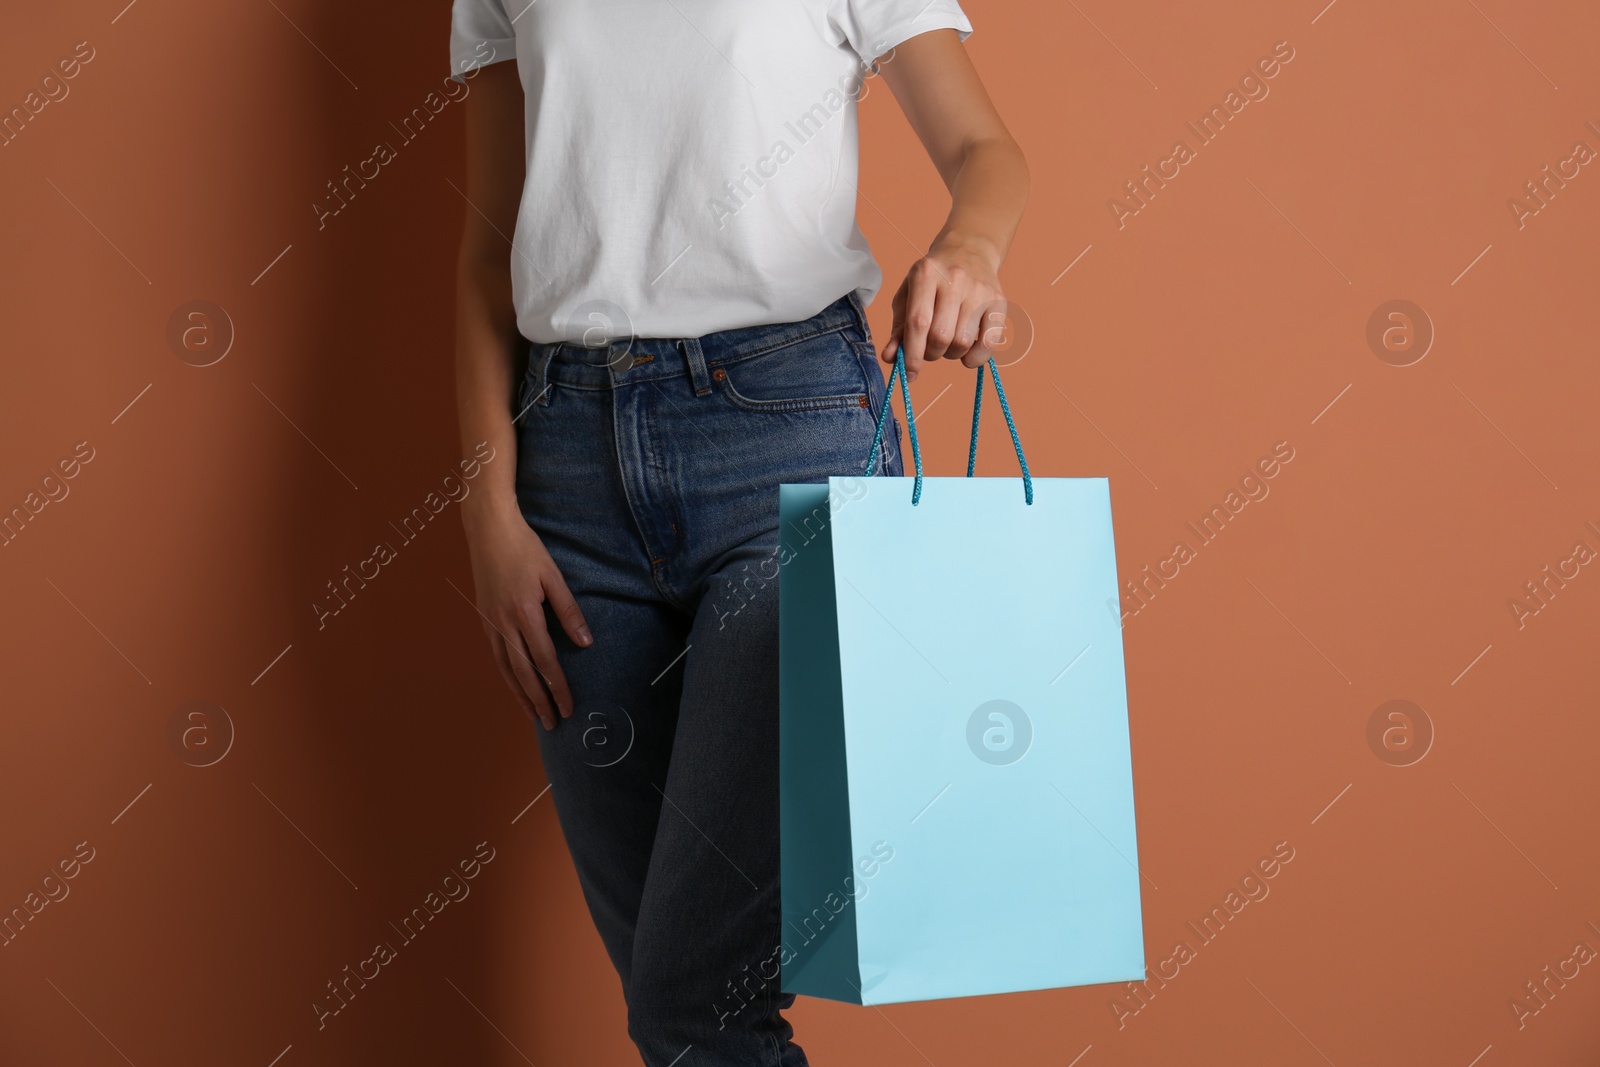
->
xmin=706 ymin=323 xmax=855 ymax=371
xmin=716 ymin=380 xmax=868 ymax=414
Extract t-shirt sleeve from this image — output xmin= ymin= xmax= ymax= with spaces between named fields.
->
xmin=828 ymin=0 xmax=973 ymax=66
xmin=448 ymin=0 xmax=517 ymax=82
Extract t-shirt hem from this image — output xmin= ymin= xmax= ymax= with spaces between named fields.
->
xmin=861 ymin=17 xmax=972 ymax=64
xmin=448 ymin=39 xmax=517 ymax=83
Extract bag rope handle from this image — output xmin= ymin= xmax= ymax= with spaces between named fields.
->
xmin=967 ymin=360 xmax=1034 ymax=504
xmin=862 ymin=344 xmax=1032 ymax=505
xmin=863 ymin=345 xmax=924 ymax=503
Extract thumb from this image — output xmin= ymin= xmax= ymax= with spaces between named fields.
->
xmin=880 ymin=327 xmax=902 ymax=366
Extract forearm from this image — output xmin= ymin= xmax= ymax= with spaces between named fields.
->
xmin=931 ymin=135 xmax=1029 ymax=272
xmin=454 ymin=248 xmax=523 ymax=531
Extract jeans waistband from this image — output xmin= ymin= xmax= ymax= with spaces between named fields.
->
xmin=525 ymin=291 xmax=868 ymax=401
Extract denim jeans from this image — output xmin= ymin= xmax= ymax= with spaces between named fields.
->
xmin=513 ymin=292 xmax=903 ymax=1067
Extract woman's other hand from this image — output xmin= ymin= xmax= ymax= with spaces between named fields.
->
xmin=463 ymin=506 xmax=593 ymax=731
xmin=455 ymin=60 xmax=591 ymax=731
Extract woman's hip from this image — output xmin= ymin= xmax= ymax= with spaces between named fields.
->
xmin=514 ymin=294 xmax=902 ymax=528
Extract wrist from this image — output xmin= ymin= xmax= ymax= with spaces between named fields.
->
xmin=930 ymin=230 xmax=1005 ymax=274
xmin=460 ymin=487 xmax=522 ymax=533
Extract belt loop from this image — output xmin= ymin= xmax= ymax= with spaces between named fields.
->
xmin=845 ymin=288 xmax=868 ymax=334
xmin=681 ymin=338 xmax=711 ymax=396
xmin=536 ymin=344 xmax=558 ymax=407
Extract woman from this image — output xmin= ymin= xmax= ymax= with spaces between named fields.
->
xmin=448 ymin=2 xmax=1027 ymax=1063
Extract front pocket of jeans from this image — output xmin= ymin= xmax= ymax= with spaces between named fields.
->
xmin=714 ymin=332 xmax=871 ymax=414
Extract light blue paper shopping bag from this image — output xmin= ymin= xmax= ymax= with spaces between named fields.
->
xmin=778 ymin=351 xmax=1145 ymax=1006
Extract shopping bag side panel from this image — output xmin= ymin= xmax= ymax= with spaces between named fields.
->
xmin=777 ymin=483 xmax=864 ymax=1004
xmin=831 ymin=476 xmax=1146 ymax=1004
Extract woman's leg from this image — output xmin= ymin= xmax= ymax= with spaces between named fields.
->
xmin=530 ymin=592 xmax=689 ymax=994
xmin=622 ymin=296 xmax=902 ymax=1067
xmin=520 ymin=294 xmax=900 ymax=1066
xmin=624 ymin=536 xmax=796 ymax=1065
xmin=515 ymin=354 xmax=694 ymax=1000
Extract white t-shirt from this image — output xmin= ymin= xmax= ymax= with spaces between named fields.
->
xmin=448 ymin=0 xmax=971 ymax=344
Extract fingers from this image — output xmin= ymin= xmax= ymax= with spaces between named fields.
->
xmin=503 ymin=623 xmax=560 ymax=729
xmin=468 ymin=527 xmax=591 ymax=732
xmin=897 ymin=259 xmax=940 ymax=382
xmin=881 ymin=282 xmax=908 ymax=378
xmin=486 ymin=621 xmax=553 ymax=730
xmin=883 ymin=256 xmax=1006 ymax=381
xmin=924 ymin=276 xmax=963 ymax=365
xmin=963 ymin=298 xmax=1008 ymax=369
xmin=543 ymin=568 xmax=594 ymax=649
xmin=516 ymin=601 xmax=574 ymax=720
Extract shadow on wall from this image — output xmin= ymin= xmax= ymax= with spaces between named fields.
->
xmin=146 ymin=3 xmax=581 ymax=1063
xmin=245 ymin=4 xmax=543 ymax=1063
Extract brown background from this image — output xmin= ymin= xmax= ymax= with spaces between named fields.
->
xmin=2 ymin=0 xmax=1597 ymax=1064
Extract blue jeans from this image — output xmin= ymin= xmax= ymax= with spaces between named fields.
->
xmin=513 ymin=293 xmax=903 ymax=1067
